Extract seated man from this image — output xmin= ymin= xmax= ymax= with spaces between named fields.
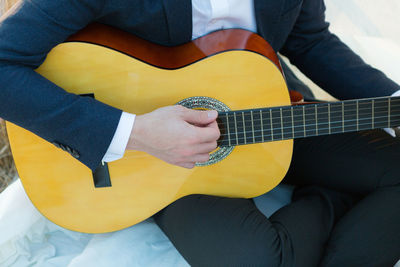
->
xmin=0 ymin=0 xmax=399 ymax=266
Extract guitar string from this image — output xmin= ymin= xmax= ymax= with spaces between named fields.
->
xmin=218 ymin=112 xmax=400 ymax=130
xmin=216 ymin=110 xmax=400 ymax=131
xmin=217 ymin=118 xmax=400 ymax=143
xmin=218 ymin=105 xmax=398 ymax=120
xmin=216 ymin=108 xmax=398 ymax=127
xmin=219 ymin=103 xmax=400 ymax=117
xmin=217 ymin=97 xmax=400 ymax=113
xmin=218 ymin=116 xmax=400 ymax=138
xmin=216 ymin=102 xmax=400 ymax=124
xmin=121 ymin=119 xmax=400 ymax=160
xmin=121 ymin=117 xmax=400 ymax=159
xmin=219 ymin=115 xmax=400 ymax=136
xmin=216 ymin=97 xmax=400 ymax=120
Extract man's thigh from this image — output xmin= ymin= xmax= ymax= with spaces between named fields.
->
xmin=283 ymin=129 xmax=400 ymax=194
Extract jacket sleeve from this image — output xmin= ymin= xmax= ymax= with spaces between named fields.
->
xmin=0 ymin=0 xmax=122 ymax=171
xmin=280 ymin=0 xmax=400 ymax=100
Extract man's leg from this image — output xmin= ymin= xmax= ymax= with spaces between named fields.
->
xmin=154 ymin=185 xmax=347 ymax=267
xmin=284 ymin=130 xmax=400 ymax=266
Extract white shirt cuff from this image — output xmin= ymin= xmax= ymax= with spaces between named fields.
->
xmin=391 ymin=90 xmax=400 ymax=97
xmin=383 ymin=90 xmax=400 ymax=137
xmin=102 ymin=112 xmax=136 ymax=162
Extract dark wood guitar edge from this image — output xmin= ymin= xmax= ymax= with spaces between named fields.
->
xmin=66 ymin=23 xmax=282 ymax=72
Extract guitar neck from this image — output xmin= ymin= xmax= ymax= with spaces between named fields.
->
xmin=217 ymin=96 xmax=400 ymax=146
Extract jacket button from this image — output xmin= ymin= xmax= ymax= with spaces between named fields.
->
xmin=51 ymin=141 xmax=61 ymax=149
xmin=71 ymin=150 xmax=80 ymax=159
xmin=52 ymin=142 xmax=80 ymax=159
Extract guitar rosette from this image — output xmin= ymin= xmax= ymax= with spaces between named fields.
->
xmin=176 ymin=96 xmax=234 ymax=166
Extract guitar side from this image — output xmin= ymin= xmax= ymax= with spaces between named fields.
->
xmin=6 ymin=26 xmax=292 ymax=233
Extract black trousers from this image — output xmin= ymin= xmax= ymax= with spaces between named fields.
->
xmin=154 ymin=130 xmax=400 ymax=266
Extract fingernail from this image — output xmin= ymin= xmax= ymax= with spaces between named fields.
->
xmin=207 ymin=110 xmax=217 ymax=118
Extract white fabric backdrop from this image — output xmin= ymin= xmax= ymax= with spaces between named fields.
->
xmin=289 ymin=0 xmax=400 ymax=101
xmin=0 ymin=0 xmax=5 ymax=16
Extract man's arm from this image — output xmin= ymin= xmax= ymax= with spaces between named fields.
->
xmin=0 ymin=0 xmax=124 ymax=171
xmin=0 ymin=0 xmax=219 ymax=170
xmin=280 ymin=0 xmax=400 ymax=100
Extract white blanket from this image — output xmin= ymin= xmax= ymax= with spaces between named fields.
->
xmin=0 ymin=180 xmax=293 ymax=266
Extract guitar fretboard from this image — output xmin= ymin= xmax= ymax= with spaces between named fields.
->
xmin=217 ymin=96 xmax=400 ymax=147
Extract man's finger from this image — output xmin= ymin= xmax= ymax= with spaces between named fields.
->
xmin=194 ymin=142 xmax=218 ymax=154
xmin=193 ymin=153 xmax=211 ymax=163
xmin=193 ymin=125 xmax=220 ymax=143
xmin=178 ymin=162 xmax=196 ymax=169
xmin=185 ymin=153 xmax=210 ymax=164
xmin=181 ymin=107 xmax=218 ymax=125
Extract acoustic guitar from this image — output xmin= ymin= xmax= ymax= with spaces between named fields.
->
xmin=6 ymin=23 xmax=400 ymax=233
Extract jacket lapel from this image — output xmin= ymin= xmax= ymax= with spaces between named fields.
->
xmin=162 ymin=0 xmax=192 ymax=45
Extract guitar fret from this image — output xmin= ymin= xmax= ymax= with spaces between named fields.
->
xmin=291 ymin=107 xmax=294 ymax=138
xmin=328 ymin=103 xmax=331 ymax=134
xmin=315 ymin=105 xmax=318 ymax=135
xmin=242 ymin=112 xmax=246 ymax=144
xmin=270 ymin=109 xmax=274 ymax=141
xmin=329 ymin=102 xmax=343 ymax=134
xmin=251 ymin=111 xmax=255 ymax=143
xmin=260 ymin=110 xmax=264 ymax=142
xmin=374 ymin=98 xmax=391 ymax=128
xmin=356 ymin=100 xmax=359 ymax=131
xmin=372 ymin=99 xmax=375 ymax=128
xmin=303 ymin=106 xmax=306 ymax=137
xmin=225 ymin=113 xmax=231 ymax=146
xmin=280 ymin=108 xmax=284 ymax=139
xmin=388 ymin=98 xmax=391 ymax=128
xmin=358 ymin=99 xmax=373 ymax=131
xmin=342 ymin=102 xmax=344 ymax=132
xmin=233 ymin=112 xmax=239 ymax=145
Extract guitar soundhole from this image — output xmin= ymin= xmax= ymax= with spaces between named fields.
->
xmin=176 ymin=97 xmax=234 ymax=166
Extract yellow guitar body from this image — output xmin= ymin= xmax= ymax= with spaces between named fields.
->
xmin=6 ymin=27 xmax=292 ymax=233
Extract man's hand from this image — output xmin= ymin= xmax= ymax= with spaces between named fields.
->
xmin=126 ymin=105 xmax=220 ymax=169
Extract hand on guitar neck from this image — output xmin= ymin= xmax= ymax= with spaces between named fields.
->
xmin=126 ymin=105 xmax=220 ymax=169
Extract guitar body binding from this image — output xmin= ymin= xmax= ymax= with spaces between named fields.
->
xmin=6 ymin=24 xmax=293 ymax=233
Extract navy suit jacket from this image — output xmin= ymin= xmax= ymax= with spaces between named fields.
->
xmin=0 ymin=0 xmax=399 ymax=170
